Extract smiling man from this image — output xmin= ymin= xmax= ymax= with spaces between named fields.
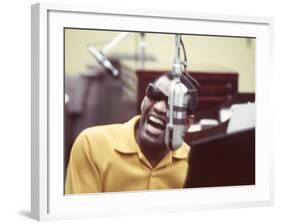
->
xmin=65 ymin=73 xmax=198 ymax=194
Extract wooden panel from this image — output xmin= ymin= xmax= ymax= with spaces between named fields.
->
xmin=184 ymin=119 xmax=229 ymax=144
xmin=136 ymin=69 xmax=239 ymax=114
xmin=185 ymin=128 xmax=255 ymax=188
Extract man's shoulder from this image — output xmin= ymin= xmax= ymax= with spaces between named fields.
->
xmin=81 ymin=116 xmax=139 ymax=141
xmin=74 ymin=123 xmax=124 ymax=161
xmin=75 ymin=116 xmax=139 ymax=155
xmin=81 ymin=123 xmax=123 ymax=141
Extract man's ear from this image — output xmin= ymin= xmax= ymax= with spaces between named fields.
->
xmin=185 ymin=114 xmax=195 ymax=130
xmin=140 ymin=100 xmax=144 ymax=112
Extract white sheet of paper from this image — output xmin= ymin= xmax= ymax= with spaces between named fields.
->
xmin=227 ymin=102 xmax=255 ymax=133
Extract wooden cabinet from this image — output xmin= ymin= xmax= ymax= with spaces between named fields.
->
xmin=136 ymin=69 xmax=239 ymax=114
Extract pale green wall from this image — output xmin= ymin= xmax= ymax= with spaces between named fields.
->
xmin=65 ymin=29 xmax=255 ymax=93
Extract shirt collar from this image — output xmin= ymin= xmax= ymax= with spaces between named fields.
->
xmin=114 ymin=115 xmax=190 ymax=160
xmin=114 ymin=115 xmax=140 ymax=154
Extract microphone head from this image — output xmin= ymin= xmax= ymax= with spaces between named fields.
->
xmin=88 ymin=46 xmax=119 ymax=78
xmin=165 ymin=79 xmax=188 ymax=150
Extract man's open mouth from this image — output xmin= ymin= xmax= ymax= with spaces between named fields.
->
xmin=147 ymin=115 xmax=166 ymax=131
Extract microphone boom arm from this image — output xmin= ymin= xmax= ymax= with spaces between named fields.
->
xmin=88 ymin=32 xmax=130 ymax=78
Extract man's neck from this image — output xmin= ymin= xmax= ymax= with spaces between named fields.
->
xmin=135 ymin=120 xmax=170 ymax=168
xmin=140 ymin=146 xmax=170 ymax=168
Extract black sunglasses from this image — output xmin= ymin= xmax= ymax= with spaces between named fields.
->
xmin=145 ymin=83 xmax=168 ymax=102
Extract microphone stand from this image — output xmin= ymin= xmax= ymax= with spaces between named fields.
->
xmin=172 ymin=34 xmax=182 ymax=76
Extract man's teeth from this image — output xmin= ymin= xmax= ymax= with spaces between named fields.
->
xmin=149 ymin=116 xmax=165 ymax=126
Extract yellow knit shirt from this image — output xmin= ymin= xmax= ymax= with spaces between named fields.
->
xmin=65 ymin=116 xmax=190 ymax=194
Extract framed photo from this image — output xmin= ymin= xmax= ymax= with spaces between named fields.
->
xmin=31 ymin=2 xmax=274 ymax=221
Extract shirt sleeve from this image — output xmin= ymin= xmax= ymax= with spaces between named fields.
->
xmin=65 ymin=130 xmax=102 ymax=194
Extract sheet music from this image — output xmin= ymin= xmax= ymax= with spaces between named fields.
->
xmin=227 ymin=102 xmax=255 ymax=134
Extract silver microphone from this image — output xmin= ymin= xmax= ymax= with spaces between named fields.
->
xmin=88 ymin=46 xmax=119 ymax=77
xmin=165 ymin=78 xmax=188 ymax=150
xmin=165 ymin=34 xmax=189 ymax=150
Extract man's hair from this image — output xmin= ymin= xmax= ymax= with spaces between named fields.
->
xmin=159 ymin=72 xmax=199 ymax=115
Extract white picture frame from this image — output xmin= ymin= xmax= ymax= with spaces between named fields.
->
xmin=31 ymin=2 xmax=274 ymax=221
